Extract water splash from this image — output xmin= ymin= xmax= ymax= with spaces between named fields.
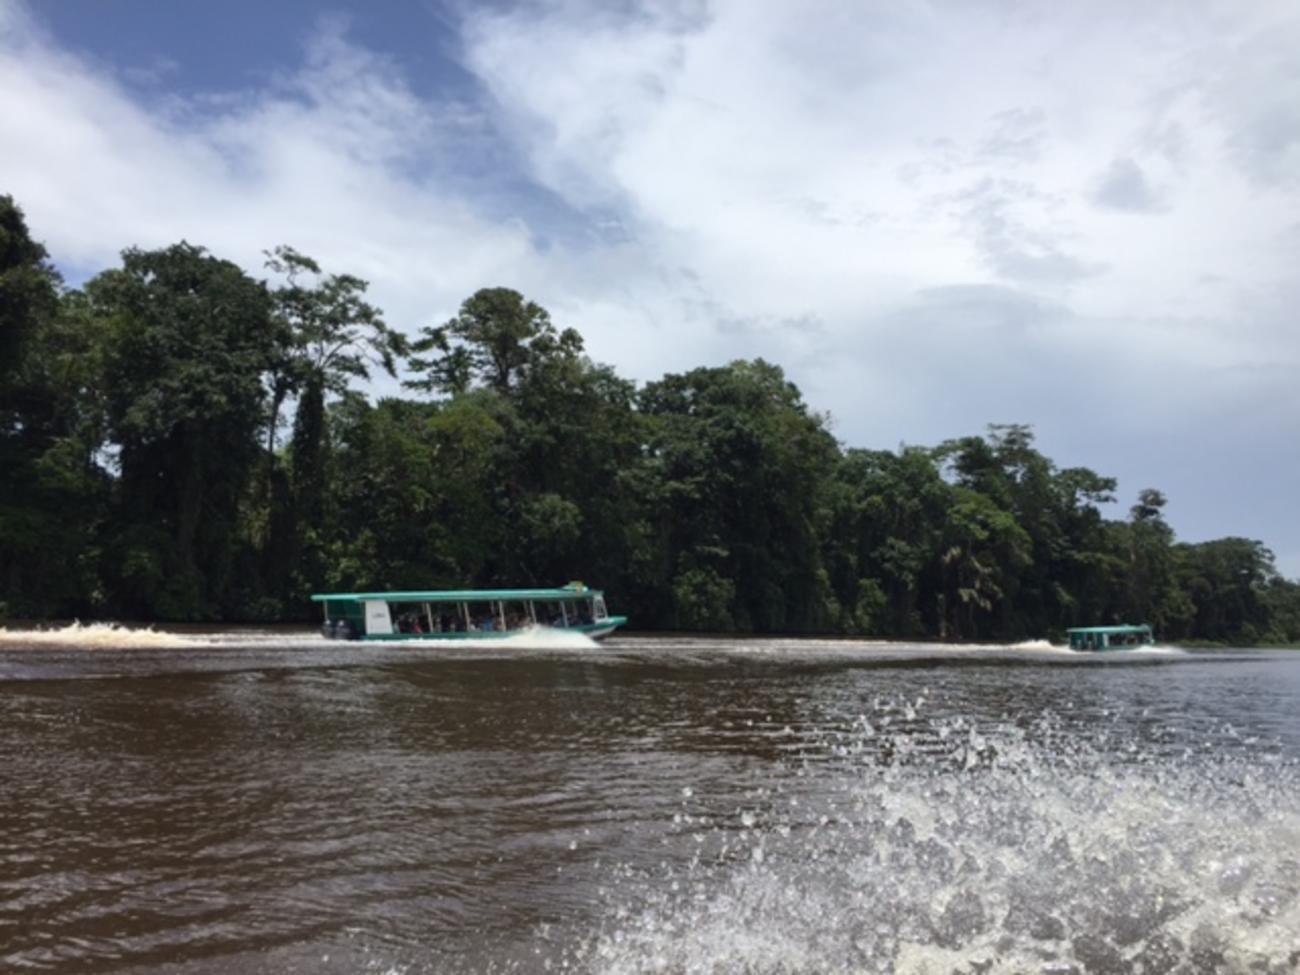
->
xmin=539 ymin=701 xmax=1300 ymax=974
xmin=469 ymin=624 xmax=599 ymax=651
xmin=950 ymin=639 xmax=1184 ymax=657
xmin=1009 ymin=638 xmax=1061 ymax=652
xmin=0 ymin=621 xmax=205 ymax=649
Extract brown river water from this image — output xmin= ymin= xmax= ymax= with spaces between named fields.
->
xmin=1 ymin=626 xmax=1298 ymax=974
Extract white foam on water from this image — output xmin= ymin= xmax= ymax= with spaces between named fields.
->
xmin=1054 ymin=643 xmax=1187 ymax=659
xmin=615 ymin=635 xmax=1192 ymax=661
xmin=934 ymin=639 xmax=1189 ymax=658
xmin=541 ymin=703 xmax=1300 ymax=974
xmin=1008 ymin=638 xmax=1060 ymax=652
xmin=0 ymin=621 xmax=206 ymax=649
xmin=448 ymin=624 xmax=599 ymax=652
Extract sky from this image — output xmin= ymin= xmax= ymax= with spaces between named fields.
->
xmin=2 ymin=0 xmax=1298 ymax=577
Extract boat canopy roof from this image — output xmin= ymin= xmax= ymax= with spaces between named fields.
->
xmin=1065 ymin=624 xmax=1152 ymax=635
xmin=310 ymin=585 xmax=602 ymax=604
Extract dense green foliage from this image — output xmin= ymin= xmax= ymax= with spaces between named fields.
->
xmin=2 ymin=196 xmax=1298 ymax=642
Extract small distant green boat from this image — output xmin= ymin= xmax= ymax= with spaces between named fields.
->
xmin=1066 ymin=624 xmax=1154 ymax=651
xmin=310 ymin=581 xmax=626 ymax=642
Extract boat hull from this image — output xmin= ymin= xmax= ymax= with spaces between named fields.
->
xmin=325 ymin=617 xmax=627 ymax=643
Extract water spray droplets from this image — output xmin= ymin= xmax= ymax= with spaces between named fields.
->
xmin=556 ymin=694 xmax=1300 ymax=974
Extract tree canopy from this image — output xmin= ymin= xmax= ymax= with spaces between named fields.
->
xmin=1 ymin=197 xmax=1297 ymax=643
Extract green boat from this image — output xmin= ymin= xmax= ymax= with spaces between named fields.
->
xmin=310 ymin=581 xmax=627 ymax=642
xmin=1066 ymin=624 xmax=1155 ymax=651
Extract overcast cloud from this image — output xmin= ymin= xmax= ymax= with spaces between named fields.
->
xmin=1 ymin=0 xmax=1297 ymax=575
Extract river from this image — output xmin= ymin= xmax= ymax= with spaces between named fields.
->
xmin=1 ymin=626 xmax=1298 ymax=973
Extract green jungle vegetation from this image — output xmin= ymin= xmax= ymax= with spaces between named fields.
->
xmin=3 ymin=195 xmax=1299 ymax=644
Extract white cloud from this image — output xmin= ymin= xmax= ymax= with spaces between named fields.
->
xmin=0 ymin=2 xmax=537 ymax=345
xmin=459 ymin=1 xmax=1300 ymax=544
xmin=1091 ymin=158 xmax=1164 ymax=213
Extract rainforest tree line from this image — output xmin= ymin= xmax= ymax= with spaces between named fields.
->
xmin=2 ymin=196 xmax=1298 ymax=643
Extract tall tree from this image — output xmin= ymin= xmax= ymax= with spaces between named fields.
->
xmin=1116 ymin=487 xmax=1191 ymax=632
xmin=1173 ymin=537 xmax=1277 ymax=642
xmin=0 ymin=195 xmax=59 ymax=379
xmin=823 ymin=446 xmax=951 ymax=636
xmin=1050 ymin=465 xmax=1124 ymax=629
xmin=261 ymin=246 xmax=405 ymax=603
xmin=936 ymin=489 xmax=1032 ymax=640
xmin=0 ymin=198 xmax=109 ymax=616
xmin=938 ymin=425 xmax=1122 ymax=637
xmin=404 ymin=287 xmax=581 ymax=398
xmin=638 ymin=360 xmax=838 ymax=631
xmin=89 ymin=243 xmax=276 ymax=618
xmin=510 ymin=348 xmax=642 ymax=587
xmin=1259 ymin=576 xmax=1300 ymax=644
xmin=403 ymin=287 xmax=643 ymax=590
